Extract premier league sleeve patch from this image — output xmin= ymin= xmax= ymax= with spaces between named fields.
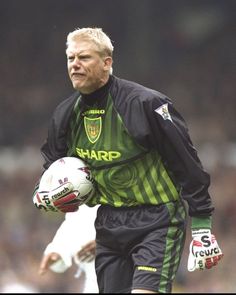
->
xmin=154 ymin=103 xmax=173 ymax=122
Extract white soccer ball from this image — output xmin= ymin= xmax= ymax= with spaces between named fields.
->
xmin=39 ymin=157 xmax=95 ymax=206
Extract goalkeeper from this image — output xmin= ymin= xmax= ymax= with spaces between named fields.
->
xmin=33 ymin=27 xmax=223 ymax=293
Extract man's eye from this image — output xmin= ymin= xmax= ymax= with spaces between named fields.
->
xmin=80 ymin=56 xmax=90 ymax=60
xmin=68 ymin=56 xmax=74 ymax=61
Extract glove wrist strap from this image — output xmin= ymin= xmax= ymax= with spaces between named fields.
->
xmin=191 ymin=216 xmax=212 ymax=230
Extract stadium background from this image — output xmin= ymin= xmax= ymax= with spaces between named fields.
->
xmin=0 ymin=0 xmax=235 ymax=292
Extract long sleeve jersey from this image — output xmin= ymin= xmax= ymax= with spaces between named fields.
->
xmin=41 ymin=75 xmax=214 ymax=218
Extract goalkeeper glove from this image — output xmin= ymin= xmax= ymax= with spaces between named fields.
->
xmin=33 ymin=182 xmax=81 ymax=213
xmin=187 ymin=229 xmax=223 ymax=272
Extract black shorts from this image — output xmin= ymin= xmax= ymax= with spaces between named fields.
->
xmin=94 ymin=201 xmax=187 ymax=293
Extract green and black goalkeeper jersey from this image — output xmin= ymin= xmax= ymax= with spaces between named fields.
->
xmin=41 ymin=75 xmax=214 ymax=217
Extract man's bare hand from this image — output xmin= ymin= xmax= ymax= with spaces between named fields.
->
xmin=38 ymin=252 xmax=62 ymax=275
xmin=77 ymin=240 xmax=96 ymax=262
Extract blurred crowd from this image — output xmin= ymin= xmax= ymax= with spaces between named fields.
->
xmin=0 ymin=0 xmax=235 ymax=292
xmin=0 ymin=0 xmax=235 ymax=148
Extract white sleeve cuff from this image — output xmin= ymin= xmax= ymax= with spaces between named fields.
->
xmin=44 ymin=242 xmax=73 ymax=272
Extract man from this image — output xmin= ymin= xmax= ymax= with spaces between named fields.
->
xmin=33 ymin=27 xmax=223 ymax=293
xmin=38 ymin=205 xmax=98 ymax=293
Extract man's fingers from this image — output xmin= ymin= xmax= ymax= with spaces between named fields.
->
xmin=77 ymin=241 xmax=96 ymax=262
xmin=38 ymin=253 xmax=61 ymax=275
xmin=79 ymin=252 xmax=95 ymax=262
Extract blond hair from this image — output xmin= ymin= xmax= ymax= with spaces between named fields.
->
xmin=66 ymin=27 xmax=114 ymax=57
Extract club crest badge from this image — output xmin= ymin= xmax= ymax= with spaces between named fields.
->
xmin=84 ymin=116 xmax=102 ymax=143
xmin=155 ymin=103 xmax=173 ymax=122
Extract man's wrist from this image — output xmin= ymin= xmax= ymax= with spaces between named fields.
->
xmin=191 ymin=216 xmax=212 ymax=230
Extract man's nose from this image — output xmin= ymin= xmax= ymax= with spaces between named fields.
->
xmin=71 ymin=57 xmax=81 ymax=68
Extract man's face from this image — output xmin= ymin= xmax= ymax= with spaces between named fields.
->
xmin=66 ymin=40 xmax=111 ymax=94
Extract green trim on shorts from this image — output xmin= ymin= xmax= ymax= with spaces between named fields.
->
xmin=159 ymin=202 xmax=186 ymax=293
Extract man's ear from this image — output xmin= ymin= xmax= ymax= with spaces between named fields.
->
xmin=104 ymin=56 xmax=113 ymax=71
